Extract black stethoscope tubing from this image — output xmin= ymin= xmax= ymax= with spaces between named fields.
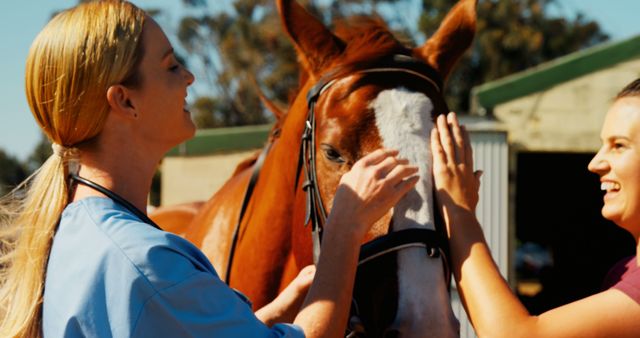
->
xmin=69 ymin=174 xmax=161 ymax=230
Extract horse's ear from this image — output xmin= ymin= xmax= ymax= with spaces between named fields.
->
xmin=258 ymin=91 xmax=286 ymax=122
xmin=250 ymin=76 xmax=286 ymax=121
xmin=276 ymin=0 xmax=344 ymax=76
xmin=414 ymin=0 xmax=477 ymax=81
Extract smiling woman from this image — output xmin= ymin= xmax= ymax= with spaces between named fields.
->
xmin=121 ymin=21 xmax=197 ymax=148
xmin=588 ymin=81 xmax=640 ymax=239
xmin=431 ymin=79 xmax=640 ymax=337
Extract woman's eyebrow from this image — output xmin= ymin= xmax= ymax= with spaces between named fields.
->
xmin=605 ymin=135 xmax=631 ymax=142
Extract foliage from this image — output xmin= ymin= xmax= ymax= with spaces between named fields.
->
xmin=24 ymin=134 xmax=51 ymax=173
xmin=175 ymin=0 xmax=410 ymax=128
xmin=175 ymin=0 xmax=607 ymax=119
xmin=418 ymin=0 xmax=608 ymax=112
xmin=0 ymin=150 xmax=27 ymax=196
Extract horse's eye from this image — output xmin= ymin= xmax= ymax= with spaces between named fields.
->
xmin=321 ymin=144 xmax=345 ymax=164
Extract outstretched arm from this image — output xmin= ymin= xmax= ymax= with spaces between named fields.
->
xmin=431 ymin=112 xmax=640 ymax=338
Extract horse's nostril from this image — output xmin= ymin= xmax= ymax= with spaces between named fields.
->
xmin=383 ymin=329 xmax=401 ymax=338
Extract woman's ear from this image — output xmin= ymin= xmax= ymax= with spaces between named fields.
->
xmin=106 ymin=85 xmax=138 ymax=119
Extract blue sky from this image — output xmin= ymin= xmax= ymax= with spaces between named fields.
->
xmin=1 ymin=0 xmax=639 ymax=161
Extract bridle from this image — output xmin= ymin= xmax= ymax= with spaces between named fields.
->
xmin=297 ymin=54 xmax=451 ymax=336
xmin=296 ymin=54 xmax=447 ymax=264
xmin=226 ymin=54 xmax=451 ymax=336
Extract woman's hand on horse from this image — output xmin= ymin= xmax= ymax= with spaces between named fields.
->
xmin=255 ymin=265 xmax=316 ymax=326
xmin=431 ymin=112 xmax=482 ymax=225
xmin=328 ymin=148 xmax=420 ymax=239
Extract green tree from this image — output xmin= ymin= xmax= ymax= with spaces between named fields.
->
xmin=24 ymin=134 xmax=51 ymax=173
xmin=176 ymin=0 xmax=410 ymax=128
xmin=178 ymin=0 xmax=607 ymax=121
xmin=418 ymin=0 xmax=608 ymax=112
xmin=0 ymin=150 xmax=27 ymax=196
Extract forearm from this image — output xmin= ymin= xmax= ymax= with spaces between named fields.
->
xmin=293 ymin=228 xmax=360 ymax=338
xmin=255 ymin=282 xmax=308 ymax=327
xmin=447 ymin=207 xmax=534 ymax=338
xmin=255 ymin=302 xmax=286 ymax=327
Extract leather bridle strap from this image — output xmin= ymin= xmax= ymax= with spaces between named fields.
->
xmin=348 ymin=228 xmax=452 ymax=338
xmin=225 ymin=141 xmax=272 ymax=284
xmin=357 ymin=228 xmax=451 ymax=288
xmin=358 ymin=228 xmax=443 ymax=265
xmin=297 ymin=79 xmax=334 ymax=264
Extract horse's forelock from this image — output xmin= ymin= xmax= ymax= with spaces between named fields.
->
xmin=333 ymin=16 xmax=409 ymax=74
xmin=286 ymin=16 xmax=408 ymax=107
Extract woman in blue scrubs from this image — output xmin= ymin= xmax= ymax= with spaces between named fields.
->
xmin=0 ymin=1 xmax=419 ymax=337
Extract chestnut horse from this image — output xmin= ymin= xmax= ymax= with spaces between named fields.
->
xmin=164 ymin=0 xmax=477 ymax=336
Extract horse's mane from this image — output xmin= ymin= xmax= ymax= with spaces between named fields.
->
xmin=333 ymin=16 xmax=410 ymax=69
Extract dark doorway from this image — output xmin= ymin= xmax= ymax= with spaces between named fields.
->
xmin=515 ymin=152 xmax=635 ymax=314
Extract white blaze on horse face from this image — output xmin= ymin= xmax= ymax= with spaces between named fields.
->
xmin=371 ymin=88 xmax=459 ymax=337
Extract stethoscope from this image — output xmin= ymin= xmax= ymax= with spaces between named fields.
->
xmin=69 ymin=174 xmax=161 ymax=230
xmin=70 ymin=173 xmax=255 ymax=304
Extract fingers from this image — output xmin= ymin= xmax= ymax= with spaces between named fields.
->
xmin=436 ymin=114 xmax=456 ymax=164
xmin=394 ymin=175 xmax=420 ymax=195
xmin=293 ymin=265 xmax=316 ymax=291
xmin=461 ymin=124 xmax=473 ymax=167
xmin=434 ymin=112 xmax=472 ymax=167
xmin=358 ymin=148 xmax=399 ymax=167
xmin=297 ymin=265 xmax=316 ymax=278
xmin=353 ymin=148 xmax=415 ymax=181
xmin=448 ymin=112 xmax=465 ymax=163
xmin=431 ymin=126 xmax=446 ymax=167
xmin=384 ymin=161 xmax=419 ymax=185
xmin=375 ymin=156 xmax=410 ymax=178
xmin=474 ymin=170 xmax=483 ymax=181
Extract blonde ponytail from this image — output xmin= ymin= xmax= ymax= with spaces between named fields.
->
xmin=0 ymin=1 xmax=145 ymax=336
xmin=0 ymin=154 xmax=70 ymax=337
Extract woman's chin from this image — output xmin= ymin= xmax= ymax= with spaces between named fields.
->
xmin=601 ymin=207 xmax=621 ymax=224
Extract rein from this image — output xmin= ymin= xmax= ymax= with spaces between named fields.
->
xmin=225 ymin=141 xmax=272 ymax=284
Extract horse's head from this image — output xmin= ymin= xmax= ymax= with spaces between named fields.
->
xmin=277 ymin=0 xmax=476 ymax=337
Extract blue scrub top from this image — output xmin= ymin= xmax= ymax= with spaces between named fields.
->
xmin=43 ymin=197 xmax=304 ymax=338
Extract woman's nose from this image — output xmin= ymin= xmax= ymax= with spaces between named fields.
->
xmin=184 ymin=68 xmax=195 ymax=86
xmin=588 ymin=150 xmax=607 ymax=174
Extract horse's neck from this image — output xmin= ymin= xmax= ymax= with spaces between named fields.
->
xmin=250 ymin=88 xmax=315 ymax=213
xmin=219 ymin=95 xmax=315 ymax=307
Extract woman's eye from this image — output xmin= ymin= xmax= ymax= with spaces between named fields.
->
xmin=613 ymin=142 xmax=626 ymax=149
xmin=169 ymin=64 xmax=180 ymax=72
xmin=321 ymin=145 xmax=345 ymax=164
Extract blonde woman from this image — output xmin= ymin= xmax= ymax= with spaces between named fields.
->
xmin=432 ymin=84 xmax=640 ymax=337
xmin=0 ymin=1 xmax=419 ymax=337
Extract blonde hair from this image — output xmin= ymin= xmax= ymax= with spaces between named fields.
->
xmin=0 ymin=1 xmax=145 ymax=336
